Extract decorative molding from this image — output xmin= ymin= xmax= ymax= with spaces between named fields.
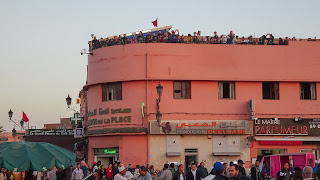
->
xmin=85 ymin=127 xmax=148 ymax=135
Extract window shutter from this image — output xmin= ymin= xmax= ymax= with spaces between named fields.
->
xmin=275 ymin=82 xmax=279 ymax=100
xmin=186 ymin=81 xmax=191 ymax=99
xmin=300 ymin=83 xmax=304 ymax=100
xmin=311 ymin=83 xmax=316 ymax=100
xmin=102 ymin=84 xmax=108 ymax=101
xmin=230 ymin=82 xmax=235 ymax=99
xmin=116 ymin=82 xmax=122 ymax=100
xmin=218 ymin=82 xmax=223 ymax=99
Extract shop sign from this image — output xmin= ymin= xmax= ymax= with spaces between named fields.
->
xmin=29 ymin=129 xmax=74 ymax=136
xmin=74 ymin=128 xmax=84 ymax=138
xmin=150 ymin=120 xmax=252 ymax=135
xmin=94 ymin=147 xmax=119 ymax=154
xmin=254 ymin=118 xmax=320 ymax=136
xmin=87 ymin=107 xmax=131 ymax=126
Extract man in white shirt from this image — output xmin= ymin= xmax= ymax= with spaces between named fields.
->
xmin=186 ymin=163 xmax=200 ymax=180
xmin=115 ymin=166 xmax=128 ymax=180
xmin=71 ymin=163 xmax=84 ymax=180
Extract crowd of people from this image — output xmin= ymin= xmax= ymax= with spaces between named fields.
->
xmin=1 ymin=159 xmax=320 ymax=180
xmin=89 ymin=29 xmax=295 ymax=51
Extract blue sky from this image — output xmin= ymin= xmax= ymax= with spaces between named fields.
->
xmin=0 ymin=0 xmax=319 ymax=132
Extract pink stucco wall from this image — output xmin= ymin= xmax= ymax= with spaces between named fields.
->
xmin=88 ymin=135 xmax=148 ymax=167
xmin=87 ymin=81 xmax=148 ymax=131
xmin=87 ymin=42 xmax=320 ymax=86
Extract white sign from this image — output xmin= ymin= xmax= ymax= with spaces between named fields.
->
xmin=74 ymin=128 xmax=84 ymax=138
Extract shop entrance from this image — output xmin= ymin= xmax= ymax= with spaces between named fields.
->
xmin=184 ymin=148 xmax=198 ymax=170
xmin=185 ymin=155 xmax=197 ymax=168
xmin=94 ymin=147 xmax=119 ymax=166
xmin=95 ymin=156 xmax=117 ymax=166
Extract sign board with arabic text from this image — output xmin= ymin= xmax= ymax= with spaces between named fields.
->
xmin=149 ymin=120 xmax=252 ymax=135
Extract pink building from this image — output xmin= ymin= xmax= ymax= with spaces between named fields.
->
xmin=83 ymin=38 xmax=320 ymax=170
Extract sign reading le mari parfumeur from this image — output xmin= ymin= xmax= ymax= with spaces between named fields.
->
xmin=254 ymin=118 xmax=320 ymax=136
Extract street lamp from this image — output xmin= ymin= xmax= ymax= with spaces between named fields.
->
xmin=156 ymin=110 xmax=162 ymax=125
xmin=8 ymin=109 xmax=25 ymax=130
xmin=156 ymin=82 xmax=163 ymax=125
xmin=8 ymin=109 xmax=13 ymax=120
xmin=156 ymin=82 xmax=163 ymax=101
xmin=66 ymin=94 xmax=72 ymax=108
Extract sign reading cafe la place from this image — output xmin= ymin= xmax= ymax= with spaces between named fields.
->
xmin=87 ymin=107 xmax=131 ymax=126
xmin=254 ymin=118 xmax=320 ymax=136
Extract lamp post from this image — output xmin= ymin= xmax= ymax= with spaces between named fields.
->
xmin=8 ymin=109 xmax=25 ymax=130
xmin=66 ymin=94 xmax=83 ymax=128
xmin=156 ymin=82 xmax=163 ymax=125
xmin=66 ymin=94 xmax=78 ymax=113
xmin=8 ymin=109 xmax=13 ymax=120
xmin=66 ymin=94 xmax=72 ymax=108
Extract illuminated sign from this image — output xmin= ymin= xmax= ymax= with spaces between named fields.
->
xmin=94 ymin=147 xmax=119 ymax=154
xmin=104 ymin=149 xmax=116 ymax=154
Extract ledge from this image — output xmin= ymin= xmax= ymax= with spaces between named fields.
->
xmin=212 ymin=152 xmax=242 ymax=156
xmin=85 ymin=127 xmax=148 ymax=135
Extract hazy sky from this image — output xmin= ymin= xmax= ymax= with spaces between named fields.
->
xmin=0 ymin=0 xmax=319 ymax=132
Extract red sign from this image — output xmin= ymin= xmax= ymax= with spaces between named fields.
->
xmin=259 ymin=141 xmax=302 ymax=145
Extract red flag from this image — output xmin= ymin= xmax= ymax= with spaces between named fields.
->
xmin=22 ymin=112 xmax=29 ymax=122
xmin=152 ymin=18 xmax=158 ymax=27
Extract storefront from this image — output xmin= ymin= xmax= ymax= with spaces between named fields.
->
xmin=149 ymin=120 xmax=253 ymax=170
xmin=251 ymin=118 xmax=320 ymax=162
xmin=94 ymin=147 xmax=119 ymax=165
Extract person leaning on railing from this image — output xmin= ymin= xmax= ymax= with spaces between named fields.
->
xmin=137 ymin=31 xmax=144 ymax=43
xmin=145 ymin=32 xmax=152 ymax=43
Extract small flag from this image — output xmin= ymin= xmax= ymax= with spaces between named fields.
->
xmin=22 ymin=112 xmax=29 ymax=122
xmin=152 ymin=18 xmax=158 ymax=27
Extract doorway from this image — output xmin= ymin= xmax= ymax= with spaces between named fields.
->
xmin=185 ymin=155 xmax=197 ymax=169
xmin=94 ymin=155 xmax=118 ymax=166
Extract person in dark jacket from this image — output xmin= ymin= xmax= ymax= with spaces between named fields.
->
xmin=276 ymin=163 xmax=292 ymax=180
xmin=198 ymin=162 xmax=208 ymax=178
xmin=229 ymin=164 xmax=251 ymax=180
xmin=251 ymin=160 xmax=260 ymax=180
xmin=186 ymin=163 xmax=200 ymax=180
xmin=238 ymin=160 xmax=246 ymax=177
xmin=172 ymin=164 xmax=185 ymax=180
xmin=213 ymin=162 xmax=227 ymax=180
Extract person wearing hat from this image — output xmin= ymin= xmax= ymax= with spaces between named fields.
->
xmin=114 ymin=166 xmax=127 ymax=180
xmin=237 ymin=160 xmax=246 ymax=177
xmin=212 ymin=162 xmax=227 ymax=180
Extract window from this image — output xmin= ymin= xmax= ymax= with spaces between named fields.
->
xmin=262 ymin=82 xmax=279 ymax=100
xmin=218 ymin=82 xmax=235 ymax=99
xmin=173 ymin=81 xmax=191 ymax=99
xmin=300 ymin=82 xmax=317 ymax=100
xmin=102 ymin=82 xmax=122 ymax=101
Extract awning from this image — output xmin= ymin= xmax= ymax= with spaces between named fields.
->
xmin=259 ymin=141 xmax=302 ymax=145
xmin=255 ymin=137 xmax=320 ymax=142
xmin=212 ymin=152 xmax=242 ymax=156
xmin=167 ymin=152 xmax=181 ymax=156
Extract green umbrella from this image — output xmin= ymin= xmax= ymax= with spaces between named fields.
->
xmin=0 ymin=141 xmax=75 ymax=172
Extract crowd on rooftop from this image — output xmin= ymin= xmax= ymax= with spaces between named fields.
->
xmin=88 ymin=29 xmax=302 ymax=51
